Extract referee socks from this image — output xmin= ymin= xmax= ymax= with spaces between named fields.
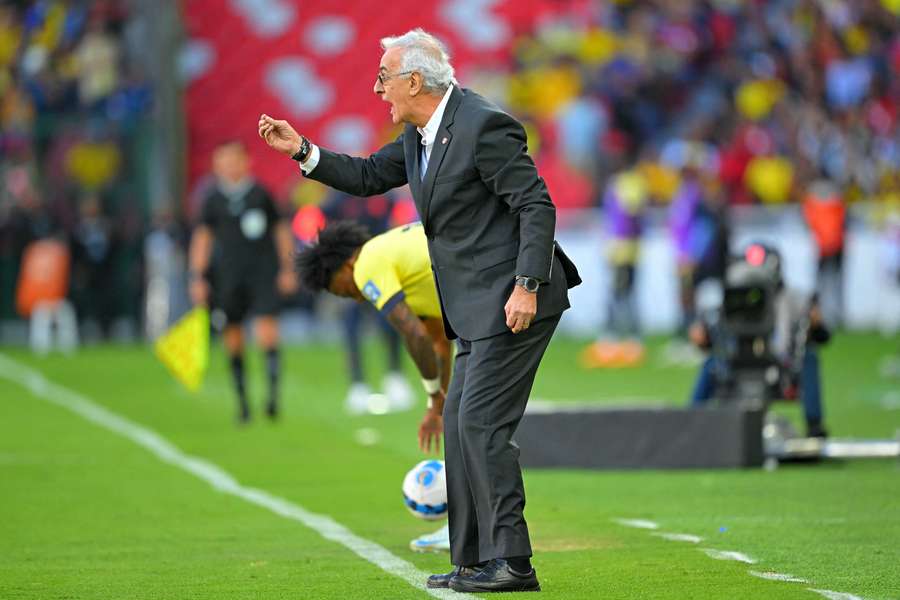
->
xmin=265 ymin=348 xmax=280 ymax=418
xmin=229 ymin=354 xmax=250 ymax=422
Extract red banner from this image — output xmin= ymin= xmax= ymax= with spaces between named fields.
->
xmin=182 ymin=0 xmax=559 ymax=205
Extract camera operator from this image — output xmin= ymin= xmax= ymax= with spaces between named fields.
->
xmin=688 ymin=243 xmax=831 ymax=438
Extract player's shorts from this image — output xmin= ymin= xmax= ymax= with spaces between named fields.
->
xmin=215 ymin=270 xmax=280 ymax=324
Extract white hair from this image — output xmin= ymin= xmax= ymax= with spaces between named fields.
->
xmin=380 ymin=28 xmax=456 ymax=95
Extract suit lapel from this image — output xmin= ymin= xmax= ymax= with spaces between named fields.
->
xmin=419 ymin=86 xmax=462 ymax=222
xmin=405 ymin=125 xmax=423 ymax=203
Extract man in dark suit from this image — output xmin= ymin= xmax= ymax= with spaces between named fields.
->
xmin=258 ymin=28 xmax=579 ymax=593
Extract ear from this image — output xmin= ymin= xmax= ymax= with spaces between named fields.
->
xmin=408 ymin=72 xmax=423 ymax=96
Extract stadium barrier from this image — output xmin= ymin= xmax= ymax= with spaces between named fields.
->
xmin=517 ymin=404 xmax=764 ymax=469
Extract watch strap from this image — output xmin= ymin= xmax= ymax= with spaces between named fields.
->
xmin=515 ymin=276 xmax=540 ymax=293
xmin=291 ymin=137 xmax=311 ymax=162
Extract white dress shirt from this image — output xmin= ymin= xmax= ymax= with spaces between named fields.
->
xmin=416 ymin=85 xmax=454 ymax=174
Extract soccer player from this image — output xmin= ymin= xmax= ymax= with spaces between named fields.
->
xmin=294 ymin=219 xmax=451 ymax=552
xmin=319 ymin=189 xmax=414 ymax=414
xmin=189 ymin=140 xmax=297 ymax=423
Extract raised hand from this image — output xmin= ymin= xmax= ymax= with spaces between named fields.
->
xmin=258 ymin=114 xmax=302 ymax=157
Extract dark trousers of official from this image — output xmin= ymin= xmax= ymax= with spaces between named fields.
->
xmin=444 ymin=314 xmax=561 ymax=567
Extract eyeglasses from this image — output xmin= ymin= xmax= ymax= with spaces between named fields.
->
xmin=376 ymin=70 xmax=413 ymax=86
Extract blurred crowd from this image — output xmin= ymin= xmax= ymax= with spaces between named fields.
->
xmin=467 ymin=0 xmax=900 ymax=353
xmin=0 ymin=0 xmax=153 ymax=334
xmin=470 ymin=0 xmax=900 ymax=212
xmin=2 ymin=0 xmax=899 ymax=344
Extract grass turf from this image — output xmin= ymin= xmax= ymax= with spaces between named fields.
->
xmin=0 ymin=333 xmax=898 ymax=599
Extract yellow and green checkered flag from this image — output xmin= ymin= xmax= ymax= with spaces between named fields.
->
xmin=154 ymin=307 xmax=210 ymax=392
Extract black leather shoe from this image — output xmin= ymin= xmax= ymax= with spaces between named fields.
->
xmin=426 ymin=565 xmax=481 ymax=589
xmin=449 ymin=558 xmax=540 ymax=592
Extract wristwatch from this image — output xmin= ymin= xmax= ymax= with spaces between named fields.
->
xmin=291 ymin=136 xmax=311 ymax=162
xmin=515 ymin=276 xmax=540 ymax=293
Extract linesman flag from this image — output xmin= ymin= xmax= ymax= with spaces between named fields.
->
xmin=154 ymin=307 xmax=210 ymax=392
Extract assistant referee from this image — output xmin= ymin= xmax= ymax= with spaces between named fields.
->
xmin=189 ymin=140 xmax=297 ymax=423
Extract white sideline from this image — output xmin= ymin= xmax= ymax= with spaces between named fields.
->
xmin=612 ymin=518 xmax=874 ymax=599
xmin=748 ymin=570 xmax=808 ymax=583
xmin=612 ymin=518 xmax=659 ymax=529
xmin=701 ymin=548 xmax=757 ymax=564
xmin=808 ymin=589 xmax=867 ymax=600
xmin=650 ymin=532 xmax=702 ymax=543
xmin=0 ymin=354 xmax=469 ymax=600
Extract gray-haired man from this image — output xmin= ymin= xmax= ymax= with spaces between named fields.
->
xmin=259 ymin=28 xmax=580 ymax=593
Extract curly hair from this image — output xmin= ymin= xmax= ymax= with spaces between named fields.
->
xmin=295 ymin=221 xmax=372 ymax=292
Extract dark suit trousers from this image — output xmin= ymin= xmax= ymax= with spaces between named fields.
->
xmin=444 ymin=313 xmax=561 ymax=566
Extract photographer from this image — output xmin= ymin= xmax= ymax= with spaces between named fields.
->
xmin=688 ymin=243 xmax=831 ymax=438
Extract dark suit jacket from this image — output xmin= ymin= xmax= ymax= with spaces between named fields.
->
xmin=307 ymin=86 xmax=581 ymax=340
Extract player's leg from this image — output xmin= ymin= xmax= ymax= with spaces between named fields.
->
xmin=690 ymin=356 xmax=716 ymax=407
xmin=342 ymin=302 xmax=371 ymax=414
xmin=222 ymin=283 xmax=251 ymax=423
xmin=801 ymin=349 xmax=828 ymax=437
xmin=250 ymin=270 xmax=283 ymax=419
xmin=254 ymin=315 xmax=281 ymax=419
xmin=223 ymin=322 xmax=249 ymax=422
xmin=410 ymin=522 xmax=450 ymax=553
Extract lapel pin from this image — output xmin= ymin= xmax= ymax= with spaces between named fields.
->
xmin=442 ymin=137 xmax=448 ymax=145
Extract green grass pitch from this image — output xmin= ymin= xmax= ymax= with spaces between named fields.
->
xmin=1 ymin=333 xmax=898 ymax=599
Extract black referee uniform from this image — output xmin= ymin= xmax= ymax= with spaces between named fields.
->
xmin=201 ymin=180 xmax=281 ymax=323
xmin=200 ymin=178 xmax=287 ymax=421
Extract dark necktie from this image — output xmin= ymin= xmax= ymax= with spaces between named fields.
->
xmin=420 ymin=144 xmax=429 ymax=181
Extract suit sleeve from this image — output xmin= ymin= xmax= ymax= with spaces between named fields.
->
xmin=475 ymin=110 xmax=556 ymax=282
xmin=305 ymin=134 xmax=407 ymax=197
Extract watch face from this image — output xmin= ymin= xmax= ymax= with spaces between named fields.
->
xmin=525 ymin=278 xmax=540 ymax=292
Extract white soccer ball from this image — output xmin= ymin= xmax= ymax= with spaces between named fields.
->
xmin=402 ymin=460 xmax=448 ymax=521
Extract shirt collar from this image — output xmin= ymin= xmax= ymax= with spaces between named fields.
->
xmin=417 ymin=85 xmax=454 ymax=147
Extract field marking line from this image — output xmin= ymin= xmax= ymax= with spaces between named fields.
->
xmin=613 ymin=518 xmax=874 ymax=599
xmin=612 ymin=518 xmax=660 ymax=529
xmin=748 ymin=570 xmax=808 ymax=584
xmin=0 ymin=353 xmax=469 ymax=600
xmin=650 ymin=532 xmax=703 ymax=543
xmin=808 ymin=589 xmax=868 ymax=600
xmin=701 ymin=548 xmax=757 ymax=564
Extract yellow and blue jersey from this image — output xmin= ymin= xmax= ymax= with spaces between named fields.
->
xmin=353 ymin=223 xmax=442 ymax=319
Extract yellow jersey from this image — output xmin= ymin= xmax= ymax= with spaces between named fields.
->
xmin=353 ymin=223 xmax=442 ymax=319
